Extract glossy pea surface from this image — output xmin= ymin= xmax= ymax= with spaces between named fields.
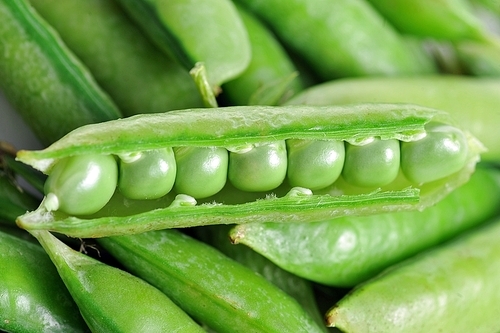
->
xmin=174 ymin=146 xmax=228 ymax=198
xmin=401 ymin=123 xmax=468 ymax=184
xmin=228 ymin=141 xmax=287 ymax=192
xmin=342 ymin=138 xmax=400 ymax=187
xmin=118 ymin=148 xmax=176 ymax=200
xmin=44 ymin=154 xmax=117 ymax=215
xmin=287 ymin=139 xmax=345 ymax=190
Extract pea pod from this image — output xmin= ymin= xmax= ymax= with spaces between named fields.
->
xmin=115 ymin=0 xmax=251 ymax=99
xmin=0 ymin=0 xmax=122 ymax=146
xmin=286 ymin=75 xmax=500 ymax=162
xmin=28 ymin=0 xmax=204 ymax=116
xmin=230 ymin=167 xmax=500 ymax=287
xmin=194 ymin=225 xmax=328 ymax=332
xmin=30 ymin=229 xmax=205 ymax=332
xmin=15 ymin=104 xmax=482 ymax=238
xmin=326 ymin=214 xmax=500 ymax=332
xmin=98 ymin=229 xmax=326 ymax=333
xmin=234 ymin=0 xmax=436 ymax=80
xmin=0 ymin=230 xmax=89 ymax=333
xmin=221 ymin=4 xmax=305 ymax=105
xmin=365 ymin=0 xmax=495 ymax=42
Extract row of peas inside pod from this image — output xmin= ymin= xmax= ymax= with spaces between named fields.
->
xmin=14 ymin=104 xmax=483 ymax=240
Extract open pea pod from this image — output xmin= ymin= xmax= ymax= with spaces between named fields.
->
xmin=16 ymin=104 xmax=483 ymax=238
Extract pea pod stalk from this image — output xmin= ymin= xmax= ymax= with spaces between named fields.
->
xmin=16 ymin=104 xmax=483 ymax=238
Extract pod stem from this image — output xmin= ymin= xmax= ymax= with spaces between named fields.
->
xmin=190 ymin=62 xmax=219 ymax=108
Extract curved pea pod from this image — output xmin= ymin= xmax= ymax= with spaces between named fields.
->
xmin=326 ymin=214 xmax=500 ymax=332
xmin=365 ymin=0 xmax=496 ymax=43
xmin=28 ymin=0 xmax=204 ymax=117
xmin=115 ymin=0 xmax=251 ymax=101
xmin=30 ymin=229 xmax=205 ymax=333
xmin=0 ymin=230 xmax=90 ymax=333
xmin=194 ymin=225 xmax=328 ymax=332
xmin=98 ymin=229 xmax=326 ymax=333
xmin=234 ymin=0 xmax=436 ymax=80
xmin=16 ymin=104 xmax=483 ymax=238
xmin=230 ymin=167 xmax=500 ymax=287
xmin=0 ymin=0 xmax=122 ymax=146
xmin=221 ymin=4 xmax=305 ymax=105
xmin=286 ymin=75 xmax=500 ymax=162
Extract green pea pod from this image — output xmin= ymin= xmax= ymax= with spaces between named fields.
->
xmin=230 ymin=167 xmax=500 ymax=287
xmin=15 ymin=104 xmax=483 ymax=238
xmin=365 ymin=0 xmax=495 ymax=43
xmin=28 ymin=0 xmax=204 ymax=117
xmin=194 ymin=225 xmax=328 ymax=332
xmin=0 ymin=0 xmax=122 ymax=146
xmin=221 ymin=4 xmax=305 ymax=105
xmin=30 ymin=229 xmax=205 ymax=332
xmin=98 ymin=229 xmax=326 ymax=333
xmin=115 ymin=0 xmax=251 ymax=99
xmin=234 ymin=0 xmax=436 ymax=80
xmin=0 ymin=230 xmax=90 ymax=333
xmin=326 ymin=214 xmax=500 ymax=332
xmin=286 ymin=75 xmax=500 ymax=162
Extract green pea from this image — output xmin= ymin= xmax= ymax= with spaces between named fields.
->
xmin=286 ymin=139 xmax=345 ymax=190
xmin=118 ymin=148 xmax=176 ymax=200
xmin=44 ymin=154 xmax=117 ymax=215
xmin=401 ymin=123 xmax=468 ymax=184
xmin=174 ymin=146 xmax=228 ymax=199
xmin=228 ymin=141 xmax=287 ymax=192
xmin=342 ymin=138 xmax=400 ymax=187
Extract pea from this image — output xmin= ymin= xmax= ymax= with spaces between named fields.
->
xmin=15 ymin=105 xmax=482 ymax=238
xmin=286 ymin=139 xmax=345 ymax=190
xmin=174 ymin=146 xmax=228 ymax=198
xmin=342 ymin=138 xmax=400 ymax=187
xmin=401 ymin=123 xmax=468 ymax=184
xmin=228 ymin=141 xmax=287 ymax=192
xmin=118 ymin=148 xmax=176 ymax=200
xmin=44 ymin=154 xmax=117 ymax=215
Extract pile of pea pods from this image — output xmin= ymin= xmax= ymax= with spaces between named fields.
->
xmin=2 ymin=0 xmax=500 ymax=332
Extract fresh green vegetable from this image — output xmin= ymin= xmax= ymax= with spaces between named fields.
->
xmin=230 ymin=167 xmax=500 ymax=287
xmin=365 ymin=0 xmax=495 ymax=42
xmin=0 ymin=230 xmax=89 ymax=333
xmin=326 ymin=212 xmax=500 ymax=332
xmin=221 ymin=4 xmax=305 ymax=105
xmin=0 ymin=0 xmax=122 ymax=146
xmin=43 ymin=153 xmax=118 ymax=216
xmin=234 ymin=0 xmax=436 ymax=79
xmin=115 ymin=0 xmax=251 ymax=98
xmin=15 ymin=104 xmax=482 ymax=238
xmin=193 ymin=224 xmax=329 ymax=332
xmin=28 ymin=0 xmax=204 ymax=116
xmin=286 ymin=75 xmax=500 ymax=162
xmin=31 ymin=229 xmax=205 ymax=332
xmin=98 ymin=228 xmax=326 ymax=333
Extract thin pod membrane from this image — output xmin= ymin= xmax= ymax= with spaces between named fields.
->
xmin=15 ymin=104 xmax=483 ymax=238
